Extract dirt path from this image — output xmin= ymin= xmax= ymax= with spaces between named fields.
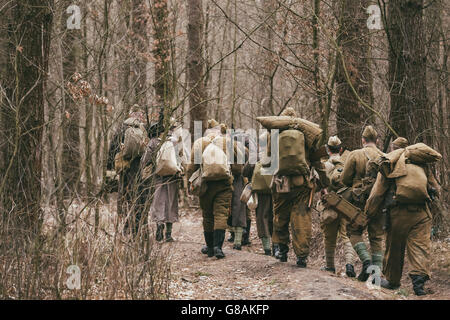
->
xmin=164 ymin=208 xmax=446 ymax=300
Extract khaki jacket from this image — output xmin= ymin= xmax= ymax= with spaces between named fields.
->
xmin=341 ymin=145 xmax=384 ymax=188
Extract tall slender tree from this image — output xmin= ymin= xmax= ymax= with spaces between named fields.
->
xmin=132 ymin=0 xmax=149 ymax=107
xmin=386 ymin=0 xmax=431 ymax=145
xmin=257 ymin=0 xmax=276 ymax=116
xmin=151 ymin=0 xmax=173 ymax=126
xmin=186 ymin=0 xmax=208 ymax=136
xmin=0 ymin=0 xmax=54 ymax=230
xmin=61 ymin=0 xmax=82 ymax=196
xmin=335 ymin=0 xmax=373 ymax=149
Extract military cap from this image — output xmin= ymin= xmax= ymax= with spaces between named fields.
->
xmin=207 ymin=119 xmax=219 ymax=128
xmin=280 ymin=107 xmax=297 ymax=117
xmin=392 ymin=137 xmax=408 ymax=149
xmin=327 ymin=136 xmax=342 ymax=147
xmin=362 ymin=125 xmax=377 ymax=141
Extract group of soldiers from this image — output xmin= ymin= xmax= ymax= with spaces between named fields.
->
xmin=107 ymin=105 xmax=182 ymax=242
xmin=110 ymin=105 xmax=438 ymax=297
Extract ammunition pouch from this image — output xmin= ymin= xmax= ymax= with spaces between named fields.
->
xmin=317 ymin=200 xmax=338 ymax=225
xmin=350 ymin=176 xmax=376 ymax=209
xmin=322 ymin=192 xmax=368 ymax=229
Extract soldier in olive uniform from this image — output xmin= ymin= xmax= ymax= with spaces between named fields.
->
xmin=187 ymin=120 xmax=236 ymax=259
xmin=376 ymin=140 xmax=437 ymax=296
xmin=320 ymin=136 xmax=356 ymax=277
xmin=341 ymin=126 xmax=385 ymax=281
xmin=272 ymin=108 xmax=329 ymax=267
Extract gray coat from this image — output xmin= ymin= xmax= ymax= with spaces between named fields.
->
xmin=142 ymin=137 xmax=180 ymax=224
xmin=230 ymin=174 xmax=248 ymax=228
xmin=149 ymin=175 xmax=179 ymax=224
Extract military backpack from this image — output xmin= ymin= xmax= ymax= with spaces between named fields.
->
xmin=276 ymin=129 xmax=309 ymax=176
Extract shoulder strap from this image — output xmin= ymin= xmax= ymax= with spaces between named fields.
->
xmin=362 ymin=149 xmax=372 ymax=161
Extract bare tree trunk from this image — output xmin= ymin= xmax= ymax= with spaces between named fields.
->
xmin=425 ymin=0 xmax=448 ymax=190
xmin=132 ymin=0 xmax=149 ymax=107
xmin=214 ymin=0 xmax=231 ymax=122
xmin=335 ymin=0 xmax=372 ymax=150
xmin=386 ymin=0 xmax=431 ymax=145
xmin=152 ymin=0 xmax=173 ymax=126
xmin=257 ymin=0 xmax=276 ymax=116
xmin=186 ymin=0 xmax=207 ymax=137
xmin=61 ymin=0 xmax=82 ymax=196
xmin=0 ymin=0 xmax=54 ymax=231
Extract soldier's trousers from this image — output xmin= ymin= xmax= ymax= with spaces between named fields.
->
xmin=321 ymin=215 xmax=356 ymax=267
xmin=383 ymin=204 xmax=432 ymax=287
xmin=272 ymin=186 xmax=311 ymax=257
xmin=200 ymin=180 xmax=232 ymax=232
xmin=255 ymin=193 xmax=273 ymax=239
xmin=347 ymin=211 xmax=384 ymax=257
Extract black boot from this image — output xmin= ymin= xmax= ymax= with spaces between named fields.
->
xmin=242 ymin=220 xmax=251 ymax=246
xmin=213 ymin=229 xmax=226 ymax=259
xmin=410 ymin=274 xmax=429 ymax=296
xmin=357 ymin=260 xmax=372 ymax=282
xmin=201 ymin=245 xmax=208 ymax=255
xmin=165 ymin=223 xmax=174 ymax=242
xmin=264 ymin=249 xmax=272 ymax=256
xmin=203 ymin=231 xmax=214 ymax=257
xmin=156 ymin=224 xmax=164 ymax=242
xmin=321 ymin=267 xmax=335 ymax=273
xmin=275 ymin=243 xmax=288 ymax=262
xmin=345 ymin=264 xmax=356 ymax=278
xmin=296 ymin=256 xmax=307 ymax=268
xmin=380 ymin=278 xmax=400 ymax=290
xmin=272 ymin=244 xmax=278 ymax=257
xmin=227 ymin=231 xmax=235 ymax=243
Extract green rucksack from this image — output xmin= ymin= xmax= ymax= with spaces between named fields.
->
xmin=251 ymin=161 xmax=273 ymax=193
xmin=276 ymin=129 xmax=309 ymax=176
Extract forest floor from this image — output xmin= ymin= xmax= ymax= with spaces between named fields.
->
xmin=166 ymin=207 xmax=450 ymax=300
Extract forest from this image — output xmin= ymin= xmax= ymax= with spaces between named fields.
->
xmin=0 ymin=0 xmax=448 ymax=300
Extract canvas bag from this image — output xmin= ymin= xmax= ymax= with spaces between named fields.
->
xmin=155 ymin=140 xmax=181 ymax=177
xmin=247 ymin=193 xmax=258 ymax=211
xmin=201 ymin=137 xmax=231 ymax=181
xmin=277 ymin=129 xmax=309 ymax=176
xmin=351 ymin=150 xmax=383 ymax=207
xmin=188 ymin=168 xmax=206 ymax=196
xmin=395 ymin=163 xmax=430 ymax=204
xmin=365 ymin=173 xmax=391 ymax=218
xmin=405 ymin=143 xmax=442 ymax=164
xmin=251 ymin=161 xmax=272 ymax=193
xmin=122 ymin=118 xmax=147 ymax=160
xmin=240 ymin=183 xmax=253 ymax=204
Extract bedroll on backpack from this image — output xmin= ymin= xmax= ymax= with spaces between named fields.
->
xmin=256 ymin=116 xmax=323 ymax=149
xmin=251 ymin=162 xmax=272 ymax=193
xmin=277 ymin=129 xmax=309 ymax=176
xmin=395 ymin=163 xmax=430 ymax=204
xmin=155 ymin=140 xmax=181 ymax=177
xmin=122 ymin=122 xmax=147 ymax=160
xmin=405 ymin=143 xmax=442 ymax=164
xmin=201 ymin=139 xmax=231 ymax=181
